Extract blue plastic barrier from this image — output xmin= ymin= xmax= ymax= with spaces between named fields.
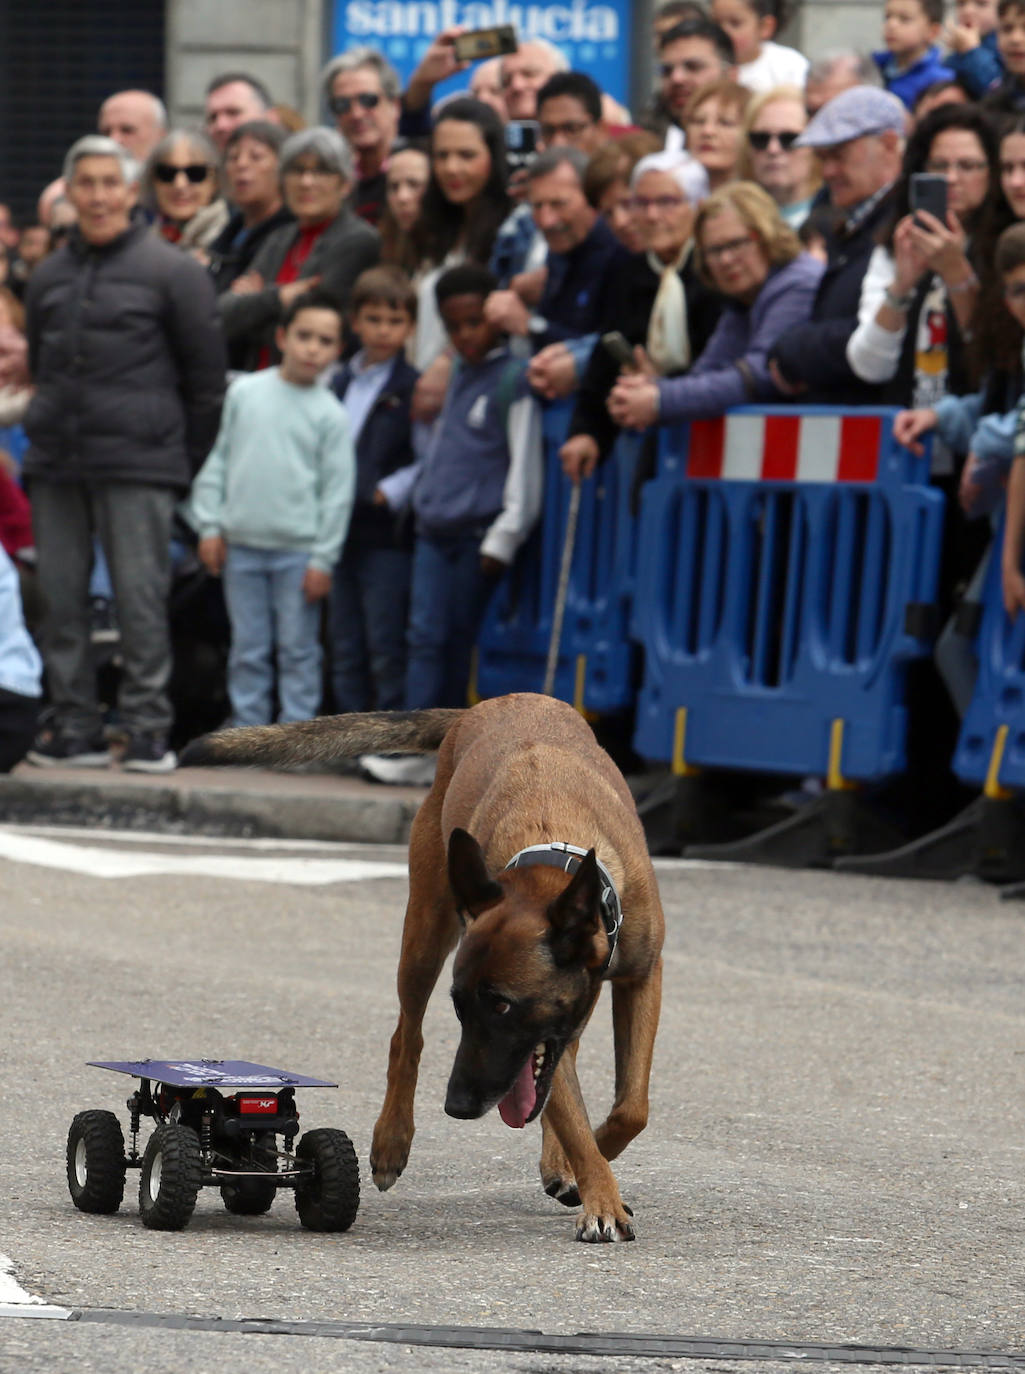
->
xmin=952 ymin=525 xmax=1025 ymax=794
xmin=475 ymin=398 xmax=640 ymax=713
xmin=631 ymin=407 xmax=945 ymax=783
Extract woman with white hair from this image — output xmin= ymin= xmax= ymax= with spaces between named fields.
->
xmin=219 ymin=127 xmax=380 ymax=371
xmin=560 ymin=149 xmax=721 ymax=477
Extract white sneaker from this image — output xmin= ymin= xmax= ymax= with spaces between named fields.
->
xmin=359 ymin=754 xmax=437 ymax=786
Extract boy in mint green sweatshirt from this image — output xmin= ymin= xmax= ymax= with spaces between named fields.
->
xmin=189 ymin=289 xmax=355 ymax=727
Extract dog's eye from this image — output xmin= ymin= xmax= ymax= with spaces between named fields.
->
xmin=493 ymin=1000 xmax=511 ymax=1016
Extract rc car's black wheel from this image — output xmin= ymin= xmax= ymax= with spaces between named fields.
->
xmin=220 ymin=1177 xmax=277 ymax=1215
xmin=294 ymin=1128 xmax=360 ymax=1232
xmin=66 ymin=1110 xmax=126 ymax=1214
xmin=138 ymin=1124 xmax=203 ymax=1231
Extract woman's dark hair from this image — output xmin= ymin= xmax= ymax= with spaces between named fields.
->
xmin=883 ymin=104 xmax=1000 ymax=246
xmin=412 ymin=98 xmax=510 ymax=269
xmin=972 ymin=115 xmax=1025 ymax=373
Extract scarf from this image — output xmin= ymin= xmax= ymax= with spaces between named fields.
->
xmin=645 ymin=242 xmax=692 ymax=376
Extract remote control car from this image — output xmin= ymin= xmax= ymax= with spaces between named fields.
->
xmin=66 ymin=1059 xmax=359 ymax=1233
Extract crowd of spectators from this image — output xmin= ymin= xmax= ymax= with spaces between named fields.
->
xmin=4 ymin=0 xmax=1025 ymax=796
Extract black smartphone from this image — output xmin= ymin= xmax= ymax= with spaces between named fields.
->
xmin=453 ymin=25 xmax=517 ymax=61
xmin=910 ymin=172 xmax=948 ymax=227
xmin=601 ymin=331 xmax=638 ymax=370
xmin=505 ymin=120 xmax=540 ymax=172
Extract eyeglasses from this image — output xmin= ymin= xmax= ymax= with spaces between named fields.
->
xmin=630 ymin=194 xmax=687 ymax=213
xmin=284 ymin=164 xmax=338 ymax=180
xmin=924 ymin=158 xmax=988 ymax=175
xmin=539 ymin=119 xmax=594 ymax=142
xmin=329 ymin=91 xmax=381 ymax=116
xmin=154 ymin=163 xmax=210 ymax=184
xmin=748 ymin=130 xmax=802 ymax=152
xmin=1005 ymin=281 xmax=1025 ymax=300
xmin=703 ymin=233 xmax=756 ymax=260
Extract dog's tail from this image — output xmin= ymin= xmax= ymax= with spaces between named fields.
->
xmin=178 ymin=709 xmax=466 ymax=772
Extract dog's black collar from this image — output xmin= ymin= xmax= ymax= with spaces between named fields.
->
xmin=502 ymin=842 xmax=623 ymax=972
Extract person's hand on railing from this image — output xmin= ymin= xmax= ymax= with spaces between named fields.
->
xmin=607 ymin=372 xmax=659 ymax=430
xmin=768 ymin=358 xmax=806 ymax=397
xmin=893 ymin=406 xmax=937 ymax=456
xmin=559 ymin=434 xmax=600 ymax=483
xmin=528 ymin=343 xmax=577 ymax=399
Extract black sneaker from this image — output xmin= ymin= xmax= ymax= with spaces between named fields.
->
xmin=26 ymin=728 xmax=111 ymax=768
xmin=122 ymin=732 xmax=177 ymax=774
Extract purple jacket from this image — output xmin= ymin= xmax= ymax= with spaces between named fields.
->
xmin=656 ymin=253 xmax=824 ymax=424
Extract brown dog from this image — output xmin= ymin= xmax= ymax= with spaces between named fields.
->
xmin=182 ymin=692 xmax=665 ymax=1242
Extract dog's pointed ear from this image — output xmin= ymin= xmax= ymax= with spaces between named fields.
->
xmin=448 ymin=828 xmax=504 ymax=919
xmin=547 ymin=849 xmax=603 ymax=968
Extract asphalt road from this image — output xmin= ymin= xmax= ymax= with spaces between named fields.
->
xmin=1 ymin=824 xmax=1024 ymax=1374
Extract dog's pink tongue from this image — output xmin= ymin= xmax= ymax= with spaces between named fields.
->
xmin=498 ymin=1057 xmax=536 ymax=1129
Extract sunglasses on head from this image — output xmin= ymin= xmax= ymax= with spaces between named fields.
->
xmin=329 ymin=91 xmax=381 ymax=115
xmin=747 ymin=130 xmax=801 ymax=152
xmin=154 ymin=162 xmax=210 ymax=184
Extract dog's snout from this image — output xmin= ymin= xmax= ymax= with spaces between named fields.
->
xmin=444 ymin=1082 xmax=485 ymax=1119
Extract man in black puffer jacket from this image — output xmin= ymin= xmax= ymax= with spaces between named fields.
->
xmin=23 ymin=135 xmax=226 ymax=773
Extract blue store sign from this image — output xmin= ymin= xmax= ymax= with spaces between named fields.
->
xmin=330 ymin=0 xmax=632 ymax=106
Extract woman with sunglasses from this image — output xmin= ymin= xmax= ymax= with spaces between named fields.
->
xmin=740 ymin=85 xmax=820 ymax=228
xmin=142 ymin=130 xmax=228 ymax=253
xmin=606 ymin=181 xmax=822 ymax=435
xmin=219 ymin=127 xmax=380 ymax=372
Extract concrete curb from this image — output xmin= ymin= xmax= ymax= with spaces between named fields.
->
xmin=0 ymin=772 xmax=422 ymax=844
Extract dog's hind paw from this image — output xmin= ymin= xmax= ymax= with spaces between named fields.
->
xmin=575 ymin=1209 xmax=635 ymax=1243
xmin=543 ymin=1177 xmax=581 ymax=1208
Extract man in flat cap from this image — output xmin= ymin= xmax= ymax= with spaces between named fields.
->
xmin=769 ymin=86 xmax=907 ymax=404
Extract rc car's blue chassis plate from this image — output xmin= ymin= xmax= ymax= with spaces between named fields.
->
xmin=88 ymin=1060 xmax=337 ymax=1088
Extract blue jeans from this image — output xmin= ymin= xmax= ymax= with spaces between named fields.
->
xmin=406 ymin=530 xmax=499 ymax=710
xmin=329 ymin=542 xmax=411 ymax=713
xmin=222 ymin=545 xmax=322 ymax=726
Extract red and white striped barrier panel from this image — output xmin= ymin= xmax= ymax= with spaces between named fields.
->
xmin=686 ymin=414 xmax=883 ymax=483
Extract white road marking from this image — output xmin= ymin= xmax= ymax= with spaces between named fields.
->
xmin=0 ymin=830 xmax=407 ymax=885
xmin=0 ymin=1253 xmax=70 ymax=1318
xmin=9 ymin=823 xmax=408 ymax=857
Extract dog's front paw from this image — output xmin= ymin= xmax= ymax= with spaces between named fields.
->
xmin=575 ymin=1206 xmax=635 ymax=1243
xmin=370 ymin=1117 xmax=412 ymax=1192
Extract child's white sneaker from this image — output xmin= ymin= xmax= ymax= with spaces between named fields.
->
xmin=359 ymin=754 xmax=437 ymax=786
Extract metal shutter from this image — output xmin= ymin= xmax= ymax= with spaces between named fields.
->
xmin=0 ymin=1 xmax=165 ymax=225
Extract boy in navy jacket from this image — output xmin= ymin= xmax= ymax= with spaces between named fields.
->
xmin=361 ymin=263 xmax=543 ymax=785
xmin=329 ymin=267 xmax=419 ymax=713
